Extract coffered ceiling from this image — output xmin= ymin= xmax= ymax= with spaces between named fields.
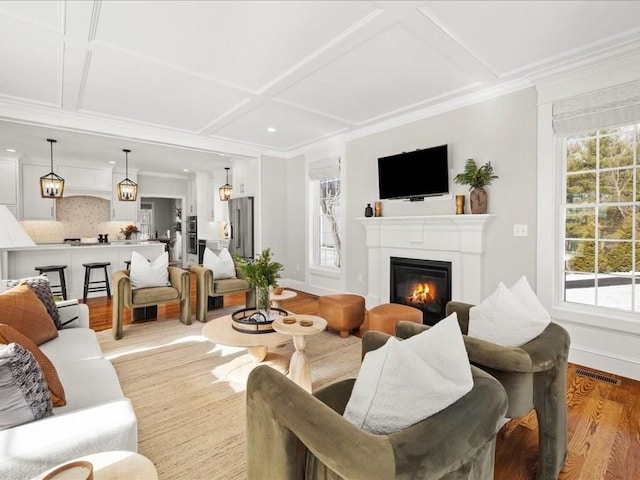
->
xmin=0 ymin=1 xmax=639 ymax=175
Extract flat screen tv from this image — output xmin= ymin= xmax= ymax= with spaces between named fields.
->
xmin=377 ymin=144 xmax=449 ymax=200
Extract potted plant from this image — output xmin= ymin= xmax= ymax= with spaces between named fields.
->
xmin=234 ymin=248 xmax=283 ymax=317
xmin=454 ymin=159 xmax=498 ymax=214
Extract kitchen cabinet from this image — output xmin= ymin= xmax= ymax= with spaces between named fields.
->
xmin=231 ymin=158 xmax=258 ymax=198
xmin=196 ymin=173 xmax=214 ymax=222
xmin=186 ymin=175 xmax=197 ymax=216
xmin=0 ymin=158 xmax=17 ymax=207
xmin=111 ymin=171 xmax=138 ymax=221
xmin=57 ymin=165 xmax=111 ymax=192
xmin=21 ymin=163 xmax=55 ymax=220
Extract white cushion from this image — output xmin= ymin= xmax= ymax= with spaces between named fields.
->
xmin=468 ymin=279 xmax=551 ymax=347
xmin=129 ymin=251 xmax=170 ymax=289
xmin=203 ymin=247 xmax=236 ymax=280
xmin=343 ymin=313 xmax=473 ymax=434
xmin=509 ymin=275 xmax=552 ymax=325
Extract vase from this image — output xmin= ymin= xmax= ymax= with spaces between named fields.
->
xmin=255 ymin=286 xmax=271 ymax=320
xmin=470 ymin=187 xmax=488 ymax=214
xmin=124 ymin=233 xmax=132 ymax=240
xmin=364 ymin=203 xmax=373 ymax=217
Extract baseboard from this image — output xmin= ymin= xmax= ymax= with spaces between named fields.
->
xmin=569 ymin=345 xmax=640 ymax=381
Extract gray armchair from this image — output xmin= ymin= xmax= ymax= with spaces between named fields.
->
xmin=395 ymin=301 xmax=570 ymax=480
xmin=246 ymin=330 xmax=508 ymax=480
xmin=111 ymin=266 xmax=191 ymax=340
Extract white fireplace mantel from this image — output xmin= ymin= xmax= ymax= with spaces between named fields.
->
xmin=357 ymin=215 xmax=494 ymax=308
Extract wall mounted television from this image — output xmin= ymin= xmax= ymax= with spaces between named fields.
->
xmin=377 ymin=144 xmax=449 ymax=201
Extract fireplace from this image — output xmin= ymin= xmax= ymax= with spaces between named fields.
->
xmin=390 ymin=257 xmax=452 ymax=326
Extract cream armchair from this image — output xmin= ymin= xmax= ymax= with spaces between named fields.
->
xmin=396 ymin=301 xmax=570 ymax=480
xmin=111 ymin=266 xmax=191 ymax=340
xmin=190 ymin=264 xmax=255 ymax=322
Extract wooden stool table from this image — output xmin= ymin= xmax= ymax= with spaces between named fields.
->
xmin=269 ymin=289 xmax=297 ymax=308
xmin=272 ymin=314 xmax=327 ymax=392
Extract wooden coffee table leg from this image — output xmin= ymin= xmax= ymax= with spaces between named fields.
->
xmin=289 ymin=335 xmax=312 ymax=392
xmin=247 ymin=345 xmax=268 ymax=362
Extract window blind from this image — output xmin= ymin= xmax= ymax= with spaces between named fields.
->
xmin=308 ymin=158 xmax=340 ymax=181
xmin=552 ymin=79 xmax=640 ymax=137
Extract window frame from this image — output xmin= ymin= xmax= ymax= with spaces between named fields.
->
xmin=309 ymin=175 xmax=342 ymax=274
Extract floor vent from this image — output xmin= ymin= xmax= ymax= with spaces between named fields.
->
xmin=576 ymin=368 xmax=621 ymax=386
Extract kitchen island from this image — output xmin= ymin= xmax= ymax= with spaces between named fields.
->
xmin=3 ymin=241 xmax=166 ymax=301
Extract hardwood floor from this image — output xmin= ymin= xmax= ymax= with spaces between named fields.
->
xmin=84 ymin=274 xmax=640 ymax=480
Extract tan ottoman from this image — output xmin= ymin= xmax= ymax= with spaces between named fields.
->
xmin=318 ymin=294 xmax=365 ymax=338
xmin=367 ymin=303 xmax=423 ymax=335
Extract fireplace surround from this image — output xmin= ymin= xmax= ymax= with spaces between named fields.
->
xmin=358 ymin=214 xmax=494 ymax=309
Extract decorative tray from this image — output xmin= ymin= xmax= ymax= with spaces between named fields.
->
xmin=231 ymin=307 xmax=289 ymax=334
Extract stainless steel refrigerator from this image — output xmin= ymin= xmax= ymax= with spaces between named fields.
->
xmin=228 ymin=196 xmax=254 ymax=259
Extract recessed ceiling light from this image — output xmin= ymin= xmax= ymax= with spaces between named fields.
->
xmin=183 ymin=169 xmax=190 ymax=172
xmin=108 ymin=160 xmax=116 ymax=164
xmin=5 ymin=148 xmax=16 ymax=153
xmin=266 ymin=127 xmax=276 ymax=133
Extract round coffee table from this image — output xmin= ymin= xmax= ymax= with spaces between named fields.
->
xmin=202 ymin=314 xmax=291 ymax=383
xmin=270 ymin=289 xmax=297 ymax=308
xmin=272 ymin=314 xmax=327 ymax=392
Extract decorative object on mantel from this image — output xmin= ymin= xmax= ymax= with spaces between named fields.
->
xmin=40 ymin=138 xmax=65 ymax=199
xmin=234 ymin=248 xmax=283 ymax=321
xmin=455 ymin=195 xmax=465 ymax=215
xmin=120 ymin=224 xmax=139 ymax=240
xmin=374 ymin=201 xmax=382 ymax=217
xmin=219 ymin=167 xmax=232 ymax=201
xmin=117 ymin=149 xmax=138 ymax=201
xmin=454 ymin=158 xmax=498 ymax=214
xmin=364 ymin=203 xmax=374 ymax=217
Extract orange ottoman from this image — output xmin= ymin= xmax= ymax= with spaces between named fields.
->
xmin=318 ymin=294 xmax=365 ymax=338
xmin=367 ymin=303 xmax=423 ymax=335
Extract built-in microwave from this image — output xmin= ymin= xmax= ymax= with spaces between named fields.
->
xmin=187 ymin=216 xmax=197 ymax=234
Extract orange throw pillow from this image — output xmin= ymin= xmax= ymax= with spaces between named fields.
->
xmin=0 ymin=284 xmax=58 ymax=345
xmin=0 ymin=324 xmax=66 ymax=407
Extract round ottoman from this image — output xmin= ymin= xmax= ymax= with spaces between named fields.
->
xmin=318 ymin=294 xmax=365 ymax=338
xmin=367 ymin=303 xmax=423 ymax=335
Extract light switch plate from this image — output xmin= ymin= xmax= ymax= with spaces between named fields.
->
xmin=514 ymin=224 xmax=528 ymax=237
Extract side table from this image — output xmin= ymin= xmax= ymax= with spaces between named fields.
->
xmin=272 ymin=314 xmax=327 ymax=392
xmin=270 ymin=289 xmax=297 ymax=308
xmin=33 ymin=451 xmax=157 ymax=480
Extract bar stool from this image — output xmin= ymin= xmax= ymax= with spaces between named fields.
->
xmin=34 ymin=265 xmax=68 ymax=300
xmin=82 ymin=262 xmax=111 ymax=303
xmin=124 ymin=260 xmax=131 ymax=270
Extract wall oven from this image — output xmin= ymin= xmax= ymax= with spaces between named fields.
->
xmin=187 ymin=216 xmax=197 ymax=254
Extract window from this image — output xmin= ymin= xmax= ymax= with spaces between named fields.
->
xmin=563 ymin=124 xmax=640 ymax=311
xmin=314 ymin=177 xmax=341 ymax=269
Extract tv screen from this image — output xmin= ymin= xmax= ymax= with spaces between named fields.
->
xmin=377 ymin=144 xmax=449 ymax=200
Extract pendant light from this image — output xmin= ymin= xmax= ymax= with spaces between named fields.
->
xmin=219 ymin=167 xmax=232 ymax=201
xmin=39 ymin=139 xmax=65 ymax=198
xmin=117 ymin=149 xmax=138 ymax=201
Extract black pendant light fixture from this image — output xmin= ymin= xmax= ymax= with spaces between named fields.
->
xmin=40 ymin=139 xmax=65 ymax=198
xmin=219 ymin=167 xmax=232 ymax=201
xmin=117 ymin=149 xmax=138 ymax=201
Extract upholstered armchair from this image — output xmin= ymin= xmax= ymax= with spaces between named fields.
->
xmin=246 ymin=330 xmax=508 ymax=480
xmin=190 ymin=264 xmax=255 ymax=322
xmin=396 ymin=301 xmax=570 ymax=480
xmin=111 ymin=266 xmax=191 ymax=340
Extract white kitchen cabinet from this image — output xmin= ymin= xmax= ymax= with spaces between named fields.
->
xmin=21 ymin=163 xmax=55 ymax=220
xmin=57 ymin=165 xmax=111 ymax=192
xmin=186 ymin=175 xmax=197 ymax=216
xmin=196 ymin=172 xmax=214 ymax=222
xmin=0 ymin=158 xmax=17 ymax=207
xmin=111 ymin=171 xmax=138 ymax=221
xmin=231 ymin=158 xmax=258 ymax=198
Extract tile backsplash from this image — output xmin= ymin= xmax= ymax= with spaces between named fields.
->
xmin=21 ymin=196 xmax=136 ymax=243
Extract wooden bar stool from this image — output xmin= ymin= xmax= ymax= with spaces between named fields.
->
xmin=82 ymin=262 xmax=111 ymax=303
xmin=34 ymin=265 xmax=68 ymax=300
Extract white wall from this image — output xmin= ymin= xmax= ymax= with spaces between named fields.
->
xmin=285 ymin=155 xmax=306 ymax=283
xmin=260 ymin=155 xmax=288 ymax=270
xmin=343 ymin=87 xmax=539 ymax=298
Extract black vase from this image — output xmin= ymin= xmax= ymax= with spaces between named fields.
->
xmin=364 ymin=203 xmax=374 ymax=217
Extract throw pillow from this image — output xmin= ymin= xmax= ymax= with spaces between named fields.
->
xmin=0 ymin=284 xmax=58 ymax=345
xmin=203 ymin=247 xmax=236 ymax=280
xmin=509 ymin=275 xmax=552 ymax=326
xmin=0 ymin=342 xmax=53 ymax=430
xmin=2 ymin=276 xmax=61 ymax=329
xmin=0 ymin=324 xmax=66 ymax=407
xmin=130 ymin=251 xmax=170 ymax=289
xmin=468 ymin=281 xmax=550 ymax=347
xmin=343 ymin=313 xmax=473 ymax=434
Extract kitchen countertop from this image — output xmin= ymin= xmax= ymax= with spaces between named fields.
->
xmin=3 ymin=240 xmax=164 ymax=251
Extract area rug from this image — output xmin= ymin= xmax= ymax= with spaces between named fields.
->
xmin=97 ymin=310 xmax=362 ymax=480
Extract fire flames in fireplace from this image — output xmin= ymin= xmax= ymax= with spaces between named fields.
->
xmin=407 ymin=281 xmax=438 ymax=305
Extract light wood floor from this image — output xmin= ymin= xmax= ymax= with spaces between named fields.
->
xmin=84 ymin=275 xmax=640 ymax=480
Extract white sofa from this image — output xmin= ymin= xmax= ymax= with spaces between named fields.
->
xmin=0 ymin=301 xmax=137 ymax=479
